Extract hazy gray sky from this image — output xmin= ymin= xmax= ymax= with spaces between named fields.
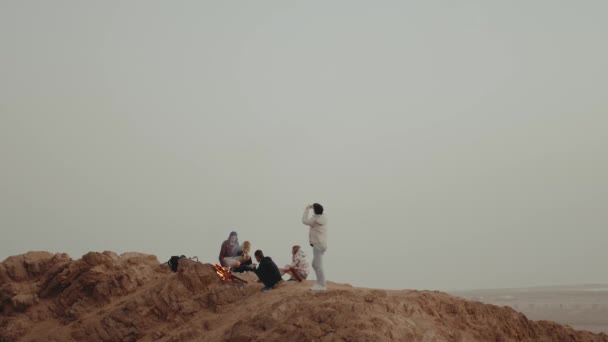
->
xmin=1 ymin=1 xmax=607 ymax=291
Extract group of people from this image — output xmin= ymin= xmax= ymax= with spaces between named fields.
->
xmin=218 ymin=203 xmax=328 ymax=292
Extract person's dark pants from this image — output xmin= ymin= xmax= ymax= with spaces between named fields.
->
xmin=231 ymin=265 xmax=250 ymax=273
xmin=231 ymin=258 xmax=252 ymax=273
xmin=254 ymin=266 xmax=281 ymax=288
xmin=254 ymin=270 xmax=279 ymax=288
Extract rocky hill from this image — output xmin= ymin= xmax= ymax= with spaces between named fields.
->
xmin=1 ymin=252 xmax=607 ymax=342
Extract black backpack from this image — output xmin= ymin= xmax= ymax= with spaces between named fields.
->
xmin=168 ymin=255 xmax=186 ymax=272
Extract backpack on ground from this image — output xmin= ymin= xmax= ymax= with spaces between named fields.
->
xmin=168 ymin=255 xmax=186 ymax=272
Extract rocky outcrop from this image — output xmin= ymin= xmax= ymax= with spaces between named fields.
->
xmin=1 ymin=251 xmax=607 ymax=342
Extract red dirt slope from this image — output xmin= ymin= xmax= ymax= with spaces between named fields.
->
xmin=1 ymin=251 xmax=607 ymax=342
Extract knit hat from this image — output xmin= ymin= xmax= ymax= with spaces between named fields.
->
xmin=229 ymin=231 xmax=237 ymax=237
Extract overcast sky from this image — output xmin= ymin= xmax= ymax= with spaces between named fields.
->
xmin=1 ymin=1 xmax=606 ymax=291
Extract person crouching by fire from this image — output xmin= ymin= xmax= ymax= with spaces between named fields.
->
xmin=247 ymin=250 xmax=283 ymax=292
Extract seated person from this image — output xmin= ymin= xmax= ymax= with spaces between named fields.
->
xmin=280 ymin=245 xmax=309 ymax=281
xmin=219 ymin=231 xmax=242 ymax=268
xmin=248 ymin=250 xmax=282 ymax=291
xmin=231 ymin=241 xmax=253 ymax=273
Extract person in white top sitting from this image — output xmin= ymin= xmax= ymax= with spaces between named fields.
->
xmin=302 ymin=203 xmax=328 ymax=291
xmin=280 ymin=245 xmax=309 ymax=281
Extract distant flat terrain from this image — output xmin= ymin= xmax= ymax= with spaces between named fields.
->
xmin=451 ymin=285 xmax=608 ymax=334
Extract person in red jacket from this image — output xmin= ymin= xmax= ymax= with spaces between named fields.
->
xmin=218 ymin=231 xmax=242 ymax=268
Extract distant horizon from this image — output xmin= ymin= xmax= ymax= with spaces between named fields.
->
xmin=451 ymin=283 xmax=608 ymax=293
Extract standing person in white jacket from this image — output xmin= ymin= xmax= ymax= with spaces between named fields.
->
xmin=302 ymin=203 xmax=328 ymax=291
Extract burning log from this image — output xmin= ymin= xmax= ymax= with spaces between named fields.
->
xmin=214 ymin=264 xmax=248 ymax=284
xmin=231 ymin=274 xmax=248 ymax=284
xmin=214 ymin=264 xmax=232 ymax=282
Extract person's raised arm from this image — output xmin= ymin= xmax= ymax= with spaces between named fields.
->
xmin=302 ymin=205 xmax=315 ymax=226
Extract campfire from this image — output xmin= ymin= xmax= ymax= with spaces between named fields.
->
xmin=214 ymin=264 xmax=233 ymax=282
xmin=214 ymin=264 xmax=247 ymax=284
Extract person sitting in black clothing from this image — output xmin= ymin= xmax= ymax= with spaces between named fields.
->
xmin=231 ymin=255 xmax=252 ymax=273
xmin=248 ymin=250 xmax=283 ymax=292
xmin=231 ymin=241 xmax=253 ymax=273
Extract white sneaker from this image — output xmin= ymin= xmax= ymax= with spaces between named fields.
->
xmin=310 ymin=284 xmax=327 ymax=291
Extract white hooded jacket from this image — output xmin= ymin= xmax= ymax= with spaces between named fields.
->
xmin=302 ymin=207 xmax=328 ymax=250
xmin=288 ymin=248 xmax=309 ymax=277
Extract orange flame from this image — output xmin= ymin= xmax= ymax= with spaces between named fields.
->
xmin=214 ymin=264 xmax=233 ymax=282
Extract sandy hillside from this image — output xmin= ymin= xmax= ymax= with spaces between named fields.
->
xmin=1 ymin=251 xmax=607 ymax=342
